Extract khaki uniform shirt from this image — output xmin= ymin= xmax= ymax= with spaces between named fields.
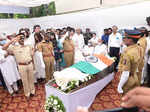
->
xmin=118 ymin=47 xmax=128 ymax=72
xmin=138 ymin=37 xmax=147 ymax=54
xmin=63 ymin=39 xmax=74 ymax=52
xmin=37 ymin=40 xmax=54 ymax=57
xmin=8 ymin=45 xmax=32 ymax=63
xmin=121 ymin=44 xmax=143 ymax=73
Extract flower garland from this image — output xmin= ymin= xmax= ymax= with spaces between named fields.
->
xmin=51 ymin=75 xmax=93 ymax=93
xmin=45 ymin=95 xmax=66 ymax=112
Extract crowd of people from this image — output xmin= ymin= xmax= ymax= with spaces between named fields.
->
xmin=0 ymin=25 xmax=111 ymax=99
xmin=1 ymin=23 xmax=150 ymax=111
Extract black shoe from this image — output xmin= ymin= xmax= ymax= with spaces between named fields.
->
xmin=30 ymin=94 xmax=35 ymax=97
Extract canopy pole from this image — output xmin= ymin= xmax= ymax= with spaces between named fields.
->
xmin=100 ymin=0 xmax=103 ymax=5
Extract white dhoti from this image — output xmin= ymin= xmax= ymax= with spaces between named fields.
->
xmin=33 ymin=51 xmax=45 ymax=80
xmin=0 ymin=56 xmax=20 ymax=94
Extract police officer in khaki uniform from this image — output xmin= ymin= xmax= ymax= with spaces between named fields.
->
xmin=3 ymin=33 xmax=35 ymax=99
xmin=37 ymin=33 xmax=54 ymax=82
xmin=63 ymin=36 xmax=75 ymax=67
xmin=117 ymin=29 xmax=143 ymax=94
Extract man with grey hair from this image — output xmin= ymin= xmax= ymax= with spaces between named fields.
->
xmin=108 ymin=25 xmax=122 ymax=71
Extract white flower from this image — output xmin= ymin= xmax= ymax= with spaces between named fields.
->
xmin=58 ymin=110 xmax=63 ymax=112
xmin=84 ymin=77 xmax=88 ymax=81
xmin=81 ymin=78 xmax=85 ymax=82
xmin=88 ymin=76 xmax=92 ymax=80
xmin=75 ymin=81 xmax=79 ymax=86
xmin=50 ymin=98 xmax=54 ymax=102
xmin=54 ymin=106 xmax=57 ymax=110
xmin=53 ymin=99 xmax=58 ymax=105
xmin=57 ymin=105 xmax=60 ymax=108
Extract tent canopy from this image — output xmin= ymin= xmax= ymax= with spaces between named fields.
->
xmin=0 ymin=5 xmax=29 ymax=14
xmin=0 ymin=0 xmax=53 ymax=14
xmin=0 ymin=0 xmax=53 ymax=7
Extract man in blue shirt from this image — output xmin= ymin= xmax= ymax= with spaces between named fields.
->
xmin=101 ymin=29 xmax=109 ymax=45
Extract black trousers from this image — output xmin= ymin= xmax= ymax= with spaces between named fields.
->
xmin=147 ymin=63 xmax=150 ymax=87
xmin=0 ymin=69 xmax=7 ymax=89
xmin=109 ymin=47 xmax=120 ymax=70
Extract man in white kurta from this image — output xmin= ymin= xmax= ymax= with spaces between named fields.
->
xmin=94 ymin=39 xmax=108 ymax=55
xmin=0 ymin=46 xmax=20 ymax=94
xmin=88 ymin=33 xmax=99 ymax=46
xmin=72 ymin=29 xmax=85 ymax=63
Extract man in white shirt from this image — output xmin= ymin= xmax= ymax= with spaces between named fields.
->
xmin=108 ymin=25 xmax=122 ymax=71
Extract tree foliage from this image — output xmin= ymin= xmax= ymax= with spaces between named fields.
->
xmin=0 ymin=1 xmax=56 ymax=19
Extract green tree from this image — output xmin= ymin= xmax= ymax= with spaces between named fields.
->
xmin=0 ymin=1 xmax=56 ymax=19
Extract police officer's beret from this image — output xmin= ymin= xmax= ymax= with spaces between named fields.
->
xmin=124 ymin=29 xmax=141 ymax=39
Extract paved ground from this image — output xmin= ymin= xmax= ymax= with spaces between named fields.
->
xmin=0 ymin=73 xmax=121 ymax=112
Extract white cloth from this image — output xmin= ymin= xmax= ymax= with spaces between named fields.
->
xmin=0 ymin=46 xmax=6 ymax=63
xmin=146 ymin=37 xmax=150 ymax=64
xmin=90 ymin=59 xmax=108 ymax=71
xmin=72 ymin=33 xmax=85 ymax=50
xmin=82 ymin=45 xmax=94 ymax=56
xmin=94 ymin=44 xmax=107 ymax=55
xmin=72 ymin=33 xmax=85 ymax=63
xmin=108 ymin=33 xmax=122 ymax=49
xmin=89 ymin=37 xmax=99 ymax=45
xmin=120 ymin=44 xmax=127 ymax=54
xmin=74 ymin=49 xmax=85 ymax=63
xmin=141 ymin=37 xmax=150 ymax=84
xmin=34 ymin=51 xmax=45 ymax=79
xmin=55 ymin=34 xmax=59 ymax=41
xmin=25 ymin=33 xmax=35 ymax=48
xmin=54 ymin=67 xmax=89 ymax=90
xmin=4 ymin=78 xmax=18 ymax=94
xmin=117 ymin=71 xmax=129 ymax=93
xmin=0 ymin=55 xmax=20 ymax=85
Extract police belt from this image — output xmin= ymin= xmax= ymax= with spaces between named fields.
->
xmin=64 ymin=49 xmax=74 ymax=52
xmin=18 ymin=60 xmax=32 ymax=65
xmin=43 ymin=54 xmax=53 ymax=57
